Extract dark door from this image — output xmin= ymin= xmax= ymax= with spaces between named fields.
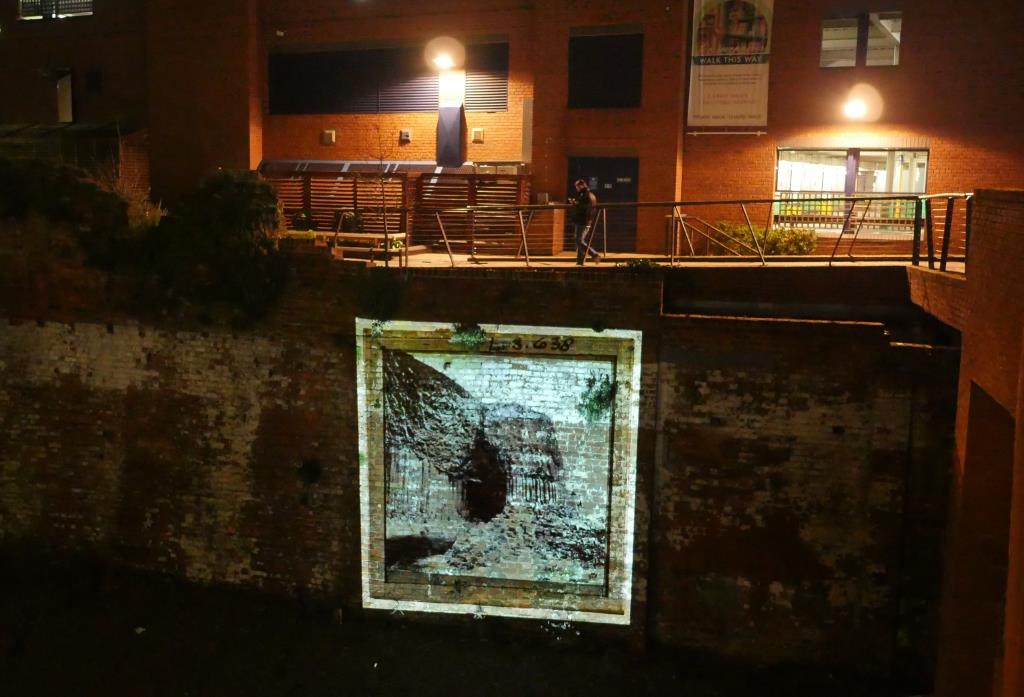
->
xmin=566 ymin=156 xmax=639 ymax=253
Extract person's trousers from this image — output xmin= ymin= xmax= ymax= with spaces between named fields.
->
xmin=573 ymin=223 xmax=590 ymax=264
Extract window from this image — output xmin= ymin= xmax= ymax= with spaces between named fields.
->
xmin=19 ymin=0 xmax=93 ymax=19
xmin=568 ymin=30 xmax=643 ymax=109
xmin=269 ymin=47 xmax=438 ymax=115
xmin=465 ymin=43 xmax=509 ymax=113
xmin=820 ymin=12 xmax=901 ymax=67
xmin=776 ymin=148 xmax=927 ymax=195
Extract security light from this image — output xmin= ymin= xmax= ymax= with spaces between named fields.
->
xmin=843 ymin=98 xmax=868 ymax=119
xmin=425 ymin=36 xmax=465 ymax=71
xmin=842 ymin=83 xmax=883 ymax=121
xmin=432 ymin=53 xmax=455 ymax=70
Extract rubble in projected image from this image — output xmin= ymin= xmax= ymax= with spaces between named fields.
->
xmin=382 ymin=349 xmax=614 ymax=589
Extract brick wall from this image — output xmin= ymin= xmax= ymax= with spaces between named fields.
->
xmin=145 ymin=0 xmax=263 ymax=200
xmin=0 ymin=249 xmax=958 ymax=679
xmin=3 ymin=0 xmax=1021 ymax=244
xmin=260 ymin=0 xmax=534 ymax=165
xmin=0 ymin=0 xmax=147 ymax=125
xmin=927 ymin=189 xmax=1024 ymax=697
xmin=683 ymin=0 xmax=1024 ymax=201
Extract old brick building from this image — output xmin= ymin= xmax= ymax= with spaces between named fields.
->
xmin=2 ymin=3 xmax=1024 ymax=696
xmin=1 ymin=0 xmax=1022 ymax=250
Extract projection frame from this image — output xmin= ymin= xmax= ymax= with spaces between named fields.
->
xmin=356 ymin=319 xmax=642 ymax=625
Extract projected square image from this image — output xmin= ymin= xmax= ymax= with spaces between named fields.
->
xmin=356 ymin=320 xmax=642 ymax=624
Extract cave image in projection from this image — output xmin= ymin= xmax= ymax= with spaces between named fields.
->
xmin=382 ymin=348 xmax=614 ymax=587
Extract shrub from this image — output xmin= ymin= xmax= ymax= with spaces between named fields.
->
xmin=0 ymin=157 xmax=138 ymax=268
xmin=577 ymin=373 xmax=617 ymax=423
xmin=135 ymin=170 xmax=287 ymax=323
xmin=615 ymin=258 xmax=661 ymax=270
xmin=702 ymin=221 xmax=817 ymax=256
xmin=449 ymin=323 xmax=488 ymax=351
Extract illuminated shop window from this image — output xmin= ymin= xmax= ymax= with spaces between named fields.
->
xmin=820 ymin=12 xmax=901 ymax=67
xmin=19 ymin=0 xmax=93 ymax=20
xmin=776 ymin=148 xmax=927 ymax=196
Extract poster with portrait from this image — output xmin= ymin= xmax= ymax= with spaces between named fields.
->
xmin=688 ymin=0 xmax=774 ymax=127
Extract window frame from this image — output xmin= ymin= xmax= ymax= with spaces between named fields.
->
xmin=819 ymin=11 xmax=901 ymax=68
xmin=775 ymin=147 xmax=929 ymax=197
xmin=18 ymin=0 xmax=94 ymax=20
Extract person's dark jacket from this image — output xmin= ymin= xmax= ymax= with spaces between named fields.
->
xmin=572 ymin=187 xmax=597 ymax=225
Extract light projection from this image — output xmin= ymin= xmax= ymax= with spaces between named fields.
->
xmin=355 ymin=320 xmax=642 ymax=624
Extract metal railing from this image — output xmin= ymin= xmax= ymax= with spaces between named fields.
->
xmin=422 ymin=194 xmax=972 ymax=269
xmin=273 ymin=192 xmax=974 ymax=271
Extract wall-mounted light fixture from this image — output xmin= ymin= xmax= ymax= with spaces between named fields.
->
xmin=842 ymin=83 xmax=883 ymax=122
xmin=424 ymin=37 xmax=465 ymax=71
xmin=843 ymin=98 xmax=867 ymax=119
xmin=426 ymin=37 xmax=467 ymax=168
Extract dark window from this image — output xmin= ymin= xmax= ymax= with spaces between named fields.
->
xmin=568 ymin=32 xmax=643 ymax=109
xmin=19 ymin=0 xmax=93 ymax=19
xmin=268 ymin=47 xmax=438 ymax=115
xmin=465 ymin=43 xmax=509 ymax=112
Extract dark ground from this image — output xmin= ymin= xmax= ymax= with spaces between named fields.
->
xmin=0 ymin=548 xmax=914 ymax=697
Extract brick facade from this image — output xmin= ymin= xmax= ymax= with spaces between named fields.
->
xmin=0 ymin=247 xmax=959 ymax=680
xmin=912 ymin=189 xmax=1024 ymax=697
xmin=2 ymin=1 xmax=1020 ymax=246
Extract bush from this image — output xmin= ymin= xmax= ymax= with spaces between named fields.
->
xmin=702 ymin=221 xmax=817 ymax=256
xmin=0 ymin=157 xmax=138 ymax=268
xmin=135 ymin=171 xmax=287 ymax=323
xmin=0 ymin=161 xmax=288 ymax=324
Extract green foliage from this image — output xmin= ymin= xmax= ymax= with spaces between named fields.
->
xmin=762 ymin=225 xmax=817 ymax=255
xmin=337 ymin=209 xmax=364 ymax=233
xmin=703 ymin=221 xmax=817 ymax=256
xmin=577 ymin=372 xmax=617 ymax=423
xmin=449 ymin=323 xmax=488 ymax=351
xmin=291 ymin=209 xmax=315 ymax=231
xmin=0 ymin=157 xmax=139 ymax=268
xmin=615 ymin=258 xmax=661 ymax=270
xmin=87 ymin=163 xmax=165 ymax=232
xmin=0 ymin=161 xmax=288 ymax=324
xmin=135 ymin=171 xmax=287 ymax=323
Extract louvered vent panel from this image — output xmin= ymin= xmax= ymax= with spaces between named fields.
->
xmin=465 ymin=43 xmax=509 ymax=112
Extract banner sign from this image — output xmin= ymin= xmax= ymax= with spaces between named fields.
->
xmin=688 ymin=0 xmax=774 ymax=127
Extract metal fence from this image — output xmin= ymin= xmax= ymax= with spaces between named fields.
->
xmin=421 ymin=194 xmax=973 ymax=269
xmin=261 ymin=170 xmax=973 ymax=270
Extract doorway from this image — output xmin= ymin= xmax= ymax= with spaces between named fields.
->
xmin=566 ymin=156 xmax=639 ymax=252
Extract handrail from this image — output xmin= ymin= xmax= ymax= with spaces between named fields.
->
xmin=276 ymin=191 xmax=973 ymax=270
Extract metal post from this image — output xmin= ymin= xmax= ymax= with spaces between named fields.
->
xmin=924 ymin=199 xmax=935 ymax=270
xmin=602 ymin=208 xmax=608 ymax=257
xmin=846 ymin=197 xmax=873 ymax=260
xmin=939 ymin=196 xmax=955 ymax=272
xmin=469 ymin=208 xmax=478 ymax=263
xmin=516 ymin=209 xmax=535 ymax=260
xmin=964 ymin=195 xmax=973 ymax=267
xmin=517 ymin=210 xmax=531 ymax=267
xmin=740 ymin=203 xmax=766 ymax=265
xmin=435 ymin=211 xmax=456 ymax=268
xmin=383 ymin=204 xmax=390 ymax=269
xmin=829 ymin=198 xmax=859 ymax=267
xmin=911 ymin=198 xmax=922 ymax=266
xmin=679 ymin=217 xmax=696 ymax=257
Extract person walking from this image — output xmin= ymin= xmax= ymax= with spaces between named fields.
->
xmin=571 ymin=178 xmax=600 ymax=265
